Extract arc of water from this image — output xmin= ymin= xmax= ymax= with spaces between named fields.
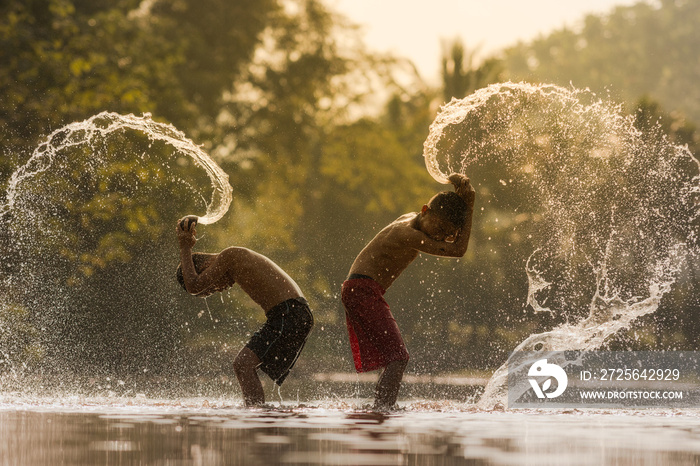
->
xmin=1 ymin=112 xmax=232 ymax=224
xmin=420 ymin=82 xmax=700 ymax=409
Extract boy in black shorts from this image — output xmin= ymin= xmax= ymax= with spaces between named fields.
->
xmin=176 ymin=216 xmax=314 ymax=406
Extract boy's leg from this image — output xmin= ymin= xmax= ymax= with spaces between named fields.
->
xmin=374 ymin=359 xmax=408 ymax=410
xmin=233 ymin=347 xmax=264 ymax=406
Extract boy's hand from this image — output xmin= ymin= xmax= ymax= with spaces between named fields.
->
xmin=176 ymin=216 xmax=198 ymax=249
xmin=448 ymin=173 xmax=475 ymax=202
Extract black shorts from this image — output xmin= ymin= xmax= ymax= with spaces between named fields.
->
xmin=245 ymin=297 xmax=314 ymax=385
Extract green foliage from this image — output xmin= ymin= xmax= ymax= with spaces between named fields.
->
xmin=503 ymin=0 xmax=700 ymax=123
xmin=0 ymin=0 xmax=159 ymax=151
xmin=0 ymin=0 xmax=275 ymax=190
xmin=633 ymin=95 xmax=700 ymax=153
xmin=321 ymin=119 xmax=432 ymax=214
xmin=148 ymin=0 xmax=278 ymax=128
xmin=441 ymin=39 xmax=504 ymax=102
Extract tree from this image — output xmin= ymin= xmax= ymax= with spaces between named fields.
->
xmin=441 ymin=39 xmax=503 ymax=102
xmin=148 ymin=0 xmax=278 ymax=130
xmin=502 ymin=0 xmax=700 ymax=123
xmin=0 ymin=0 xmax=277 ymax=193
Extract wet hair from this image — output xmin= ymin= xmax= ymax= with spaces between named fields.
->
xmin=176 ymin=253 xmax=213 ymax=291
xmin=426 ymin=191 xmax=469 ymax=228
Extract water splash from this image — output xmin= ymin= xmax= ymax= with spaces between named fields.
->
xmin=423 ymin=82 xmax=700 ymax=408
xmin=1 ymin=111 xmax=232 ymax=224
xmin=0 ymin=112 xmax=233 ymax=385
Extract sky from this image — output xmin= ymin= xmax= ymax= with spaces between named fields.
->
xmin=329 ymin=0 xmax=644 ymax=84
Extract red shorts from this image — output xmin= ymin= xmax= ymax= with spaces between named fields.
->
xmin=341 ymin=278 xmax=409 ymax=373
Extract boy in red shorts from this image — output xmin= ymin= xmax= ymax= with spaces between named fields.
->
xmin=342 ymin=174 xmax=475 ymax=409
xmin=176 ymin=216 xmax=314 ymax=406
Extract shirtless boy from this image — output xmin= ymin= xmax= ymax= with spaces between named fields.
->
xmin=342 ymin=174 xmax=475 ymax=409
xmin=176 ymin=216 xmax=314 ymax=406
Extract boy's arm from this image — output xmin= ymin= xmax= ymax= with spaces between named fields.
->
xmin=176 ymin=216 xmax=232 ymax=295
xmin=446 ymin=173 xmax=475 ymax=254
xmin=397 ymin=223 xmax=469 ymax=257
xmin=177 ymin=216 xmax=202 ymax=294
xmin=397 ymin=174 xmax=475 ymax=257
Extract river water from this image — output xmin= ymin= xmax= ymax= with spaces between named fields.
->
xmin=2 ymin=396 xmax=700 ymax=465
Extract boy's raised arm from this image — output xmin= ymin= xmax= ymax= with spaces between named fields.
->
xmin=448 ymin=173 xmax=476 ymax=206
xmin=448 ymin=173 xmax=475 ymax=254
xmin=176 ymin=216 xmax=202 ymax=294
xmin=400 ymin=174 xmax=475 ymax=257
xmin=395 ymin=223 xmax=467 ymax=257
xmin=176 ymin=216 xmax=232 ymax=295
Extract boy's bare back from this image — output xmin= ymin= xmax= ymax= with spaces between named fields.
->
xmin=177 ymin=219 xmax=303 ymax=312
xmin=210 ymin=247 xmax=304 ymax=311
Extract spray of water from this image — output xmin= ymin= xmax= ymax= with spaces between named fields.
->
xmin=0 ymin=112 xmax=233 ymax=387
xmin=423 ymin=82 xmax=700 ymax=408
xmin=1 ymin=111 xmax=232 ymax=224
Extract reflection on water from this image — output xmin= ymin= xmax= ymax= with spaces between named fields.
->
xmin=2 ymin=399 xmax=700 ymax=465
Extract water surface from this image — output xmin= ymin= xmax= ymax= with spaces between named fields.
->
xmin=2 ymin=397 xmax=700 ymax=465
